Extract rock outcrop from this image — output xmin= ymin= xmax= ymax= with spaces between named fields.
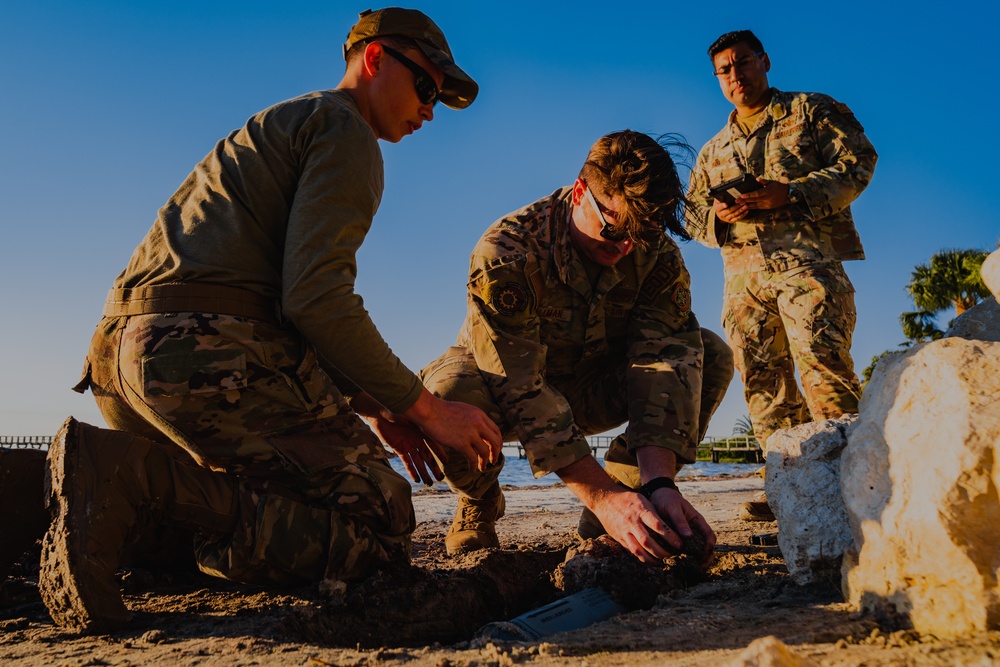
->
xmin=840 ymin=337 xmax=1000 ymax=638
xmin=724 ymin=635 xmax=819 ymax=667
xmin=982 ymin=248 xmax=1000 ymax=299
xmin=944 ymin=296 xmax=999 ymax=343
xmin=765 ymin=416 xmax=856 ymax=585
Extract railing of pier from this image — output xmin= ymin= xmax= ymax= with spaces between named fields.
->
xmin=3 ymin=433 xmax=763 ymax=463
xmin=0 ymin=435 xmax=53 ymax=450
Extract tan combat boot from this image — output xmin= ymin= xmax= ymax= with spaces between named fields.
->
xmin=576 ymin=507 xmax=607 ymax=540
xmin=0 ymin=448 xmax=49 ymax=580
xmin=445 ymin=483 xmax=505 ymax=555
xmin=738 ymin=491 xmax=775 ymax=522
xmin=40 ymin=417 xmax=237 ymax=633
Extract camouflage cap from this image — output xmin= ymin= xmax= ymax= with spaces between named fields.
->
xmin=343 ymin=7 xmax=479 ymax=109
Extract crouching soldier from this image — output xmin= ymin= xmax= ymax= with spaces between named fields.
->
xmin=409 ymin=131 xmax=734 ymax=564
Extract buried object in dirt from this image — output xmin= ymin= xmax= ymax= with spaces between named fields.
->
xmin=476 ymin=587 xmax=624 ymax=641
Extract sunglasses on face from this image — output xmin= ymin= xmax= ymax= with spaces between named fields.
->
xmin=583 ymin=182 xmax=629 ymax=242
xmin=381 ymin=45 xmax=440 ymax=106
xmin=584 ymin=182 xmax=666 ymax=248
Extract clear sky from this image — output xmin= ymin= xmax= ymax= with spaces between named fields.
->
xmin=1 ymin=1 xmax=997 ymax=440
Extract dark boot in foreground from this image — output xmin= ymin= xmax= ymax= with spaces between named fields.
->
xmin=40 ymin=416 xmax=236 ymax=633
xmin=0 ymin=447 xmax=49 ymax=580
xmin=445 ymin=483 xmax=505 ymax=555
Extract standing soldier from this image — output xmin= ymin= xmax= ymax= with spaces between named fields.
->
xmin=38 ymin=7 xmax=501 ymax=633
xmin=686 ymin=30 xmax=877 ymax=521
xmin=412 ymin=131 xmax=733 ymax=564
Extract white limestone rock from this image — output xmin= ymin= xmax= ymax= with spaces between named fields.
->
xmin=841 ymin=337 xmax=1000 ymax=637
xmin=723 ymin=635 xmax=819 ymax=667
xmin=765 ymin=415 xmax=857 ymax=585
xmin=944 ymin=296 xmax=999 ymax=343
xmin=982 ymin=248 xmax=1000 ymax=299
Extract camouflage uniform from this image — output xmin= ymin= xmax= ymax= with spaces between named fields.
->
xmin=74 ymin=90 xmax=417 ymax=584
xmin=686 ymin=88 xmax=877 ymax=448
xmin=421 ymin=187 xmax=734 ymax=497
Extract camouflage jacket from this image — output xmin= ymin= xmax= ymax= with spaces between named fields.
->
xmin=686 ymin=88 xmax=877 ymax=274
xmin=455 ymin=187 xmax=705 ymax=474
xmin=109 ymin=90 xmax=422 ymax=413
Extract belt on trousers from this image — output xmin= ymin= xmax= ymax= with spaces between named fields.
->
xmin=103 ymin=283 xmax=280 ymax=325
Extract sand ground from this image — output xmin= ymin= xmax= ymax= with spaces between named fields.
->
xmin=2 ymin=473 xmax=998 ymax=666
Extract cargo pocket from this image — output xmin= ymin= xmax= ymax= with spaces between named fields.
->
xmin=140 ymin=349 xmax=249 ymax=398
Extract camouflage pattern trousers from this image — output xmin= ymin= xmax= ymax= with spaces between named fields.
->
xmin=722 ymin=262 xmax=861 ymax=451
xmin=81 ymin=313 xmax=414 ymax=585
xmin=419 ymin=328 xmax=734 ymax=497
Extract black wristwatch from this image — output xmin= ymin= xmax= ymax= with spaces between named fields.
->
xmin=787 ymin=183 xmax=803 ymax=206
xmin=639 ymin=476 xmax=679 ymax=498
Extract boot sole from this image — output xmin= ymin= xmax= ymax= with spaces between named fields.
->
xmin=40 ymin=417 xmax=131 ymax=633
xmin=444 ymin=531 xmax=499 ymax=556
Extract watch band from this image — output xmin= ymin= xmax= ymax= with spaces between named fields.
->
xmin=639 ymin=476 xmax=679 ymax=498
xmin=787 ymin=183 xmax=803 ymax=205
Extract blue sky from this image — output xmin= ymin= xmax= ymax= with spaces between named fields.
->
xmin=1 ymin=1 xmax=997 ymax=440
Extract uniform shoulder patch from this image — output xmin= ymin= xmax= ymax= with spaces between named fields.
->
xmin=672 ymin=284 xmax=692 ymax=313
xmin=639 ymin=262 xmax=680 ymax=302
xmin=491 ymin=282 xmax=530 ymax=316
xmin=829 ymin=99 xmax=865 ymax=132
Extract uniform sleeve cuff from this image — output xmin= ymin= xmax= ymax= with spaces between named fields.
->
xmin=525 ymin=435 xmax=593 ymax=478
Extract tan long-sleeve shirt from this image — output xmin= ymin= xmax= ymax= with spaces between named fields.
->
xmin=112 ymin=89 xmax=422 ymax=412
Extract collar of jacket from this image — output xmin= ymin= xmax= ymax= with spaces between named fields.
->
xmin=726 ymin=87 xmax=789 ymax=129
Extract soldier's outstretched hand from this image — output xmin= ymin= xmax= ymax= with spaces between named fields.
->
xmin=647 ymin=487 xmax=716 ymax=565
xmin=372 ymin=413 xmax=446 ymax=486
xmin=350 ymin=390 xmax=448 ymax=485
xmin=591 ymin=489 xmax=677 ymax=564
xmin=404 ymin=388 xmax=502 ymax=473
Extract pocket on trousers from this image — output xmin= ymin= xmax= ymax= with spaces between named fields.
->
xmin=140 ymin=349 xmax=249 ymax=397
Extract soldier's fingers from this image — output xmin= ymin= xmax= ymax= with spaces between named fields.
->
xmin=425 ymin=438 xmax=449 ymax=466
xmin=400 ymin=454 xmax=425 ymax=485
xmin=637 ymin=527 xmax=673 ymax=560
xmin=412 ymin=451 xmax=437 ymax=487
xmin=479 ymin=420 xmax=502 ymax=459
xmin=663 ymin=500 xmax=694 ymax=540
xmin=621 ymin=531 xmax=662 ymax=564
xmin=416 ymin=443 xmax=444 ymax=482
xmin=643 ymin=513 xmax=682 ymax=553
xmin=468 ymin=434 xmax=499 ymax=471
xmin=476 ymin=447 xmax=492 ymax=472
xmin=689 ymin=512 xmax=717 ymax=552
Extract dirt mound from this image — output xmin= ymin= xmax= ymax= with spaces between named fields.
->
xmin=554 ymin=536 xmax=711 ymax=610
xmin=281 ymin=547 xmax=566 ymax=647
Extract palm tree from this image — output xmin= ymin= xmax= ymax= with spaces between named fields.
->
xmin=863 ymin=246 xmax=992 ymax=389
xmin=906 ymin=248 xmax=991 ymax=317
xmin=899 ymin=309 xmax=945 ymax=344
xmin=732 ymin=415 xmax=755 ymax=437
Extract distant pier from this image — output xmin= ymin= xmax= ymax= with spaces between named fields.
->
xmin=3 ymin=433 xmax=764 ymax=463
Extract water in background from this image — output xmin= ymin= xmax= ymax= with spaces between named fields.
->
xmin=388 ymin=446 xmax=760 ymax=489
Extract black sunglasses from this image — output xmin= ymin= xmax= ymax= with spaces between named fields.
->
xmin=382 ymin=46 xmax=439 ymax=106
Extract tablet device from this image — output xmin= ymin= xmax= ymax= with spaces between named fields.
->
xmin=708 ymin=174 xmax=762 ymax=205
